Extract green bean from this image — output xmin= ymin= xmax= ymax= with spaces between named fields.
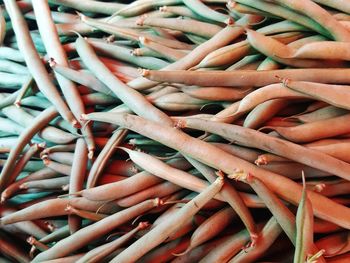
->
xmin=42 ymin=152 xmax=73 ymax=169
xmin=235 ymin=0 xmax=330 ymax=37
xmin=49 ymin=61 xmax=112 ymax=95
xmin=8 ymin=143 xmax=44 ymax=188
xmin=244 ymin=99 xmax=291 ymax=129
xmin=86 ymin=39 xmax=169 ymax=70
xmin=199 ymin=227 xmax=250 ymax=262
xmin=32 ymin=199 xmax=161 ymax=262
xmin=0 ymin=46 xmax=24 ymax=62
xmin=132 ymin=46 xmax=164 ymax=58
xmin=270 ymin=114 xmax=350 ymax=143
xmin=294 ymin=174 xmax=313 ymax=263
xmin=78 ymin=158 xmax=191 ymax=201
xmin=213 ymin=142 xmax=262 ymax=163
xmin=1 ymin=168 xmax=59 ymax=202
xmin=138 ymin=16 xmax=222 ymax=38
xmin=0 ymin=59 xmax=28 ymax=74
xmin=82 ymin=112 xmax=350 ymax=228
xmin=260 ymin=20 xmax=310 ymax=34
xmin=0 ymin=205 xmax=48 ymax=239
xmin=313 ymin=0 xmax=350 ymax=14
xmin=14 ymin=77 xmax=34 ymax=107
xmin=284 ymin=80 xmax=350 ymax=111
xmin=0 ymin=72 xmax=31 ymax=88
xmin=67 ymin=138 xmax=87 ymax=233
xmin=228 ymin=1 xmax=281 ymax=18
xmin=274 ymin=0 xmax=350 ymax=41
xmin=183 ymin=0 xmax=229 ymax=23
xmin=76 ymin=35 xmax=173 ymax=126
xmin=180 ymin=86 xmax=251 ymax=101
xmin=86 ymin=129 xmax=127 ymax=188
xmin=0 ymin=197 xmax=119 ymax=225
xmin=113 ymin=0 xmax=182 ymax=17
xmin=33 ymin=0 xmax=95 ymax=154
xmin=19 ymin=95 xmax=52 ymax=109
xmin=183 ymin=117 xmax=350 ymax=181
xmin=154 ymin=92 xmax=209 ymax=111
xmin=185 ymin=156 xmax=257 ymax=241
xmin=247 ymin=29 xmax=344 ymax=68
xmin=297 ymin=106 xmax=348 ymax=123
xmin=120 ymin=147 xmax=224 ymax=201
xmin=226 ymin=54 xmax=263 ymax=70
xmin=228 ymin=217 xmax=282 ymax=263
xmin=48 ymin=0 xmax=126 ymax=15
xmin=25 ymin=10 xmax=79 ymax=24
xmin=82 ymin=92 xmax=120 ymax=106
xmin=139 ymin=36 xmax=187 ymax=62
xmin=159 ymin=5 xmax=206 ymax=21
xmin=315 ymin=231 xmax=350 ymax=257
xmin=81 ymin=14 xmax=193 ymax=50
xmin=117 ymin=181 xmax=182 ymax=207
xmin=56 ymin=22 xmax=94 ymax=36
xmin=0 ymin=106 xmax=58 ymax=192
xmin=0 ymin=117 xmax=25 ymax=135
xmin=180 ymin=207 xmax=236 ymax=255
xmin=77 ymin=222 xmax=149 ymax=263
xmin=143 ymin=68 xmax=350 ymax=87
xmin=41 ymin=158 xmax=70 ymax=176
xmin=20 ymin=176 xmax=69 ymax=190
xmin=110 ymin=177 xmax=223 ymax=262
xmin=4 ymin=0 xmax=76 ymax=126
xmin=128 ymin=15 xmax=259 ymax=90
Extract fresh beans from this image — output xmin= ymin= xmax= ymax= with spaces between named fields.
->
xmin=4 ymin=0 xmax=76 ymax=125
xmin=143 ymin=68 xmax=350 ymax=87
xmin=83 ymin=112 xmax=350 ymax=229
xmin=110 ymin=176 xmax=224 ymax=262
xmin=32 ymin=198 xmax=161 ymax=262
xmin=76 ymin=222 xmax=149 ymax=263
xmin=67 ymin=138 xmax=87 ymax=233
xmin=2 ymin=1 xmax=350 ymax=261
xmin=76 ymin=35 xmax=173 ymax=126
xmin=0 ymin=106 xmax=58 ymax=191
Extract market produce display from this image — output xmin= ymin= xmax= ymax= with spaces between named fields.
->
xmin=1 ymin=0 xmax=350 ymax=262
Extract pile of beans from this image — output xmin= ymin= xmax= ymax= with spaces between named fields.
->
xmin=1 ymin=0 xmax=350 ymax=262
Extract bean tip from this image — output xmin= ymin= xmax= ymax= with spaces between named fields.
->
xmin=225 ymin=17 xmax=235 ymax=26
xmin=139 ymin=68 xmax=149 ymax=77
xmin=88 ymin=150 xmax=94 ymax=159
xmin=76 ymin=11 xmax=85 ymax=21
xmin=313 ymin=183 xmax=326 ymax=193
xmin=227 ymin=169 xmax=248 ymax=181
xmin=159 ymin=6 xmax=167 ymax=12
xmin=0 ymin=195 xmax=6 ymax=204
xmin=174 ymin=119 xmax=186 ymax=129
xmin=227 ymin=0 xmax=237 ymax=9
xmin=139 ymin=36 xmax=147 ymax=44
xmin=14 ymin=100 xmax=21 ymax=108
xmin=18 ymin=183 xmax=28 ymax=190
xmin=138 ymin=221 xmax=150 ymax=230
xmin=136 ymin=14 xmax=147 ymax=26
xmin=80 ymin=114 xmax=89 ymax=122
xmin=48 ymin=58 xmax=56 ymax=68
xmin=254 ymin=155 xmax=268 ymax=166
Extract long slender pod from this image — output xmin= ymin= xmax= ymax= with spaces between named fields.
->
xmin=82 ymin=112 xmax=350 ymax=229
xmin=3 ymin=0 xmax=76 ymax=125
xmin=0 ymin=106 xmax=58 ymax=191
xmin=75 ymin=35 xmax=173 ymax=126
xmin=110 ymin=176 xmax=224 ymax=262
xmin=32 ymin=0 xmax=95 ymax=153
